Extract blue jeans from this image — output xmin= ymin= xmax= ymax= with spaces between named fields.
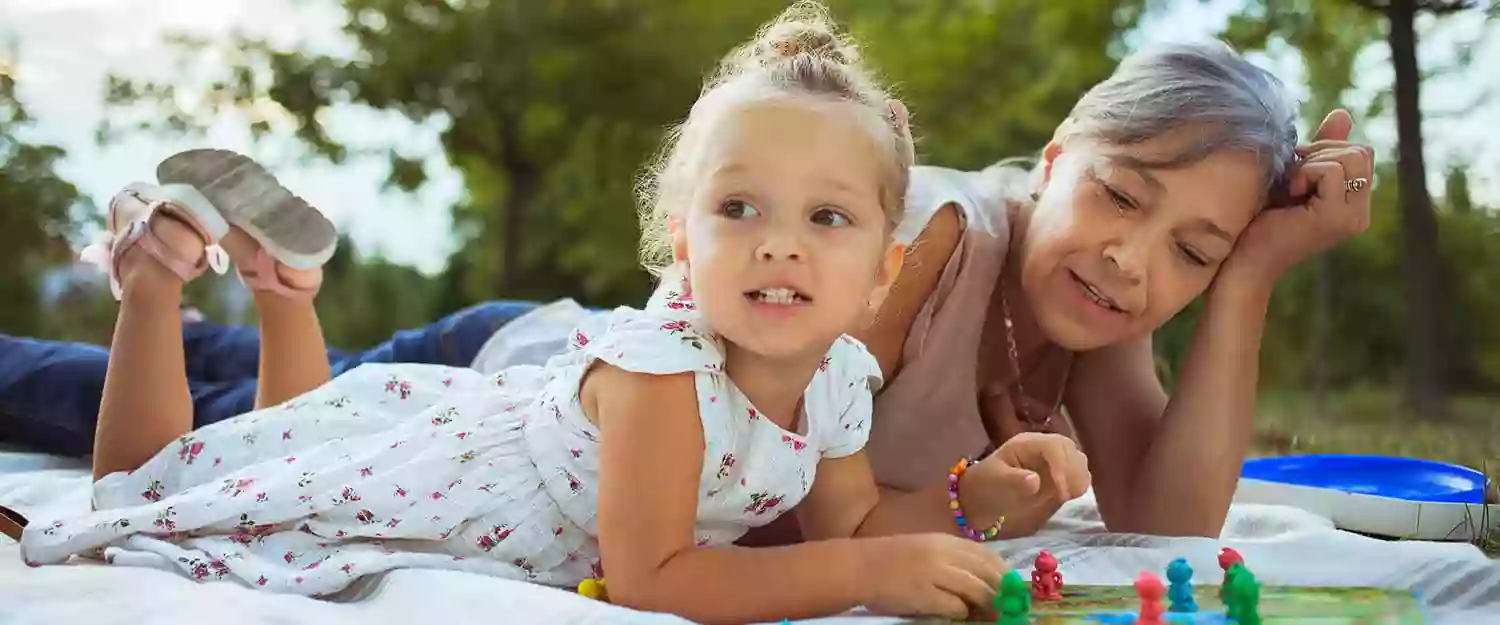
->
xmin=0 ymin=301 xmax=541 ymax=457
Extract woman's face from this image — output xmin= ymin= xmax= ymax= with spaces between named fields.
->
xmin=1018 ymin=130 xmax=1268 ymax=351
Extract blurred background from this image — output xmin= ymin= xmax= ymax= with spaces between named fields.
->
xmin=0 ymin=0 xmax=1496 ymax=494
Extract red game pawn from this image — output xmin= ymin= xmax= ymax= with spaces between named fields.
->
xmin=1134 ymin=571 xmax=1166 ymax=625
xmin=1218 ymin=547 xmax=1245 ymax=600
xmin=1031 ymin=550 xmax=1063 ymax=601
xmin=1218 ymin=547 xmax=1244 ymax=571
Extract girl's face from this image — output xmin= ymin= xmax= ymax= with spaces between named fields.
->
xmin=673 ymin=98 xmax=904 ymax=362
xmin=1019 ymin=130 xmax=1268 ymax=351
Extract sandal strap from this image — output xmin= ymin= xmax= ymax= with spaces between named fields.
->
xmin=0 ymin=503 xmax=27 ymax=541
xmin=81 ymin=195 xmax=232 ymax=300
xmin=237 ymin=248 xmax=319 ymax=301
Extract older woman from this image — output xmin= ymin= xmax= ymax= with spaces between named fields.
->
xmin=0 ymin=40 xmax=1370 ymax=541
xmin=835 ymin=40 xmax=1371 ymax=540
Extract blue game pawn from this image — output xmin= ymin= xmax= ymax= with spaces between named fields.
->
xmin=1165 ymin=557 xmax=1198 ymax=613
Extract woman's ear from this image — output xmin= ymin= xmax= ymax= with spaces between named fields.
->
xmin=1039 ymin=119 xmax=1075 ymax=188
xmin=1041 ymin=140 xmax=1064 ymax=185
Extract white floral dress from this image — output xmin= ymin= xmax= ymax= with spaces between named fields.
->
xmin=17 ymin=286 xmax=882 ymax=596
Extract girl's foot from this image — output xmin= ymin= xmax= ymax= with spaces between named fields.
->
xmin=80 ymin=183 xmax=231 ymax=300
xmin=155 ymin=149 xmax=337 ymax=299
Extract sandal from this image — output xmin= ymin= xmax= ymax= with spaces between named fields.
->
xmin=0 ymin=503 xmax=27 ymax=541
xmin=155 ymin=149 xmax=337 ymax=298
xmin=79 ymin=183 xmax=231 ymax=300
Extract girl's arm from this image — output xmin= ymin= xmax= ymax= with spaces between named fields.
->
xmin=794 ymin=450 xmax=956 ymax=540
xmin=588 ymin=364 xmax=866 ymax=623
xmin=1064 ymin=278 xmax=1267 ymax=535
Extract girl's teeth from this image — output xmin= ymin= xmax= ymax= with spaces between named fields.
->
xmin=756 ymin=288 xmax=798 ymax=304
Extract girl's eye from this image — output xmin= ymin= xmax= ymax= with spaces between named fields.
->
xmin=722 ymin=200 xmax=760 ymax=219
xmin=810 ymin=207 xmax=851 ymax=228
xmin=1178 ymin=243 xmax=1211 ymax=267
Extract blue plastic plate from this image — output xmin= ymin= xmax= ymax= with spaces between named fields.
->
xmin=1241 ymin=454 xmax=1489 ymax=504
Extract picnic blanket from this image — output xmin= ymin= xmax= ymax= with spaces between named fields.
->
xmin=2 ymin=448 xmax=1497 ymax=624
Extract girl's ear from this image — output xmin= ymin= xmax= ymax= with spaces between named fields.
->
xmin=669 ymin=217 xmax=691 ymax=297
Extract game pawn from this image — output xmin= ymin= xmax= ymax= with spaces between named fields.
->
xmin=1225 ymin=565 xmax=1262 ymax=625
xmin=995 ymin=569 xmax=1031 ymax=625
xmin=1166 ymin=557 xmax=1198 ymax=613
xmin=1134 ymin=571 xmax=1166 ymax=625
xmin=1218 ymin=547 xmax=1245 ymax=600
xmin=1030 ymin=550 xmax=1063 ymax=601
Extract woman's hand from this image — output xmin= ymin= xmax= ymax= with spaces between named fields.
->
xmin=1220 ymin=109 xmax=1374 ymax=292
xmin=958 ymin=432 xmax=1091 ymax=534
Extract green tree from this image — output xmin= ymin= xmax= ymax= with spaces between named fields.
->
xmin=834 ymin=0 xmax=1151 ymax=170
xmin=1220 ymin=0 xmax=1383 ymax=406
xmin=1344 ymin=0 xmax=1486 ymax=416
xmin=96 ymin=1 xmax=798 ymax=310
xmin=0 ymin=60 xmax=94 ymax=336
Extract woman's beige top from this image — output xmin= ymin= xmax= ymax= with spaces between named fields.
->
xmin=865 ymin=164 xmax=1032 ymax=492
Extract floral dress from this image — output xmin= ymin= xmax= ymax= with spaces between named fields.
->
xmin=17 ymin=286 xmax=882 ymax=596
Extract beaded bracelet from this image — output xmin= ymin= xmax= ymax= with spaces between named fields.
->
xmin=948 ymin=457 xmax=1005 ymax=541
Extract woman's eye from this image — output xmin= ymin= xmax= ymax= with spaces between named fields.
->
xmin=811 ymin=208 xmax=851 ymax=227
xmin=1178 ymin=243 xmax=1210 ymax=267
xmin=722 ymin=200 xmax=760 ymax=219
xmin=1102 ymin=183 xmax=1137 ymax=212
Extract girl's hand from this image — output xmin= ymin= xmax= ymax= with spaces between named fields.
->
xmin=855 ymin=533 xmax=1008 ymax=619
xmin=1221 ymin=109 xmax=1374 ymax=292
xmin=960 ymin=432 xmax=1092 ymax=531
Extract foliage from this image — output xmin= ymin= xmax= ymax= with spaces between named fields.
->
xmin=0 ymin=68 xmax=94 ymax=337
xmin=90 ymin=0 xmax=1148 ymax=310
xmin=2 ymin=0 xmax=1497 ymax=401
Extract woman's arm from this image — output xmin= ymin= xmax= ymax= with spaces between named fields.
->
xmin=588 ymin=365 xmax=867 ymax=623
xmin=1065 ymin=277 xmax=1268 ymax=536
xmin=1068 ymin=114 xmax=1373 ymax=536
xmin=856 ymin=203 xmax=962 ymax=379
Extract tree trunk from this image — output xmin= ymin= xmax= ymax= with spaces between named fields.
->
xmin=500 ymin=162 xmax=539 ymax=291
xmin=1386 ymin=0 xmax=1449 ymax=417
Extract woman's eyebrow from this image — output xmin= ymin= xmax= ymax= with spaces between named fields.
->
xmin=1104 ymin=154 xmax=1166 ymax=196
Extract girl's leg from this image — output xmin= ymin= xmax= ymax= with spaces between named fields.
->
xmin=157 ymin=149 xmax=339 ymax=410
xmin=90 ymin=192 xmax=229 ymax=480
xmin=181 ymin=321 xmax=355 ymax=382
xmin=220 ymin=230 xmax=329 ymax=409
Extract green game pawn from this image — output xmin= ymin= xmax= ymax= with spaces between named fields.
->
xmin=995 ymin=569 xmax=1031 ymax=625
xmin=1221 ymin=562 xmax=1245 ymax=602
xmin=1225 ymin=567 xmax=1261 ymax=625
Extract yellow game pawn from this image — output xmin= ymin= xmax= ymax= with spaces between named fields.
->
xmin=578 ymin=578 xmax=608 ymax=601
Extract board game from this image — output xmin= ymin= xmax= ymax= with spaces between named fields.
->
xmin=909 ymin=584 xmax=1426 ymax=624
xmin=909 ymin=547 xmax=1427 ymax=625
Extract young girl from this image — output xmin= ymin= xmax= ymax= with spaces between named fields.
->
xmin=14 ymin=3 xmax=1075 ymax=622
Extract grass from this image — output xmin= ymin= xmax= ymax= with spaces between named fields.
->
xmin=1247 ymin=388 xmax=1500 ymax=556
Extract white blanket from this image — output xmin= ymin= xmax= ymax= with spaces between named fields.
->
xmin=2 ymin=449 xmax=1497 ymax=625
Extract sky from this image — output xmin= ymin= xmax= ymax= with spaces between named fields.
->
xmin=2 ymin=0 xmax=1496 ymax=276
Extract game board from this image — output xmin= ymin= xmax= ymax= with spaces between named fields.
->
xmin=893 ymin=548 xmax=1430 ymax=625
xmin=917 ymin=584 xmax=1426 ymax=624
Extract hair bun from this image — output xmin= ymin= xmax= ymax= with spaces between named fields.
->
xmin=750 ymin=2 xmax=858 ymax=66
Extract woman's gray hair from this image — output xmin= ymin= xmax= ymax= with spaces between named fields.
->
xmin=1005 ymin=39 xmax=1300 ymax=201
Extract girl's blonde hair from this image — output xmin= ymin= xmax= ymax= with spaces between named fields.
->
xmin=635 ymin=0 xmax=914 ymax=277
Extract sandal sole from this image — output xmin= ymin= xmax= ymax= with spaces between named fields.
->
xmin=156 ymin=149 xmax=337 ymax=270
